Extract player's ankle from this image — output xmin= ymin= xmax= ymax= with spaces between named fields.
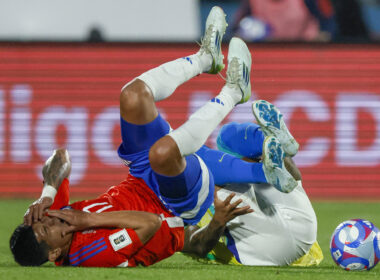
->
xmin=220 ymin=85 xmax=241 ymax=106
xmin=193 ymin=52 xmax=213 ymax=73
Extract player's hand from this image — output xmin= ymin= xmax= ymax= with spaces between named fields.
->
xmin=24 ymin=197 xmax=54 ymax=226
xmin=213 ymin=188 xmax=253 ymax=225
xmin=47 ymin=209 xmax=91 ymax=235
xmin=42 ymin=148 xmax=71 ymax=188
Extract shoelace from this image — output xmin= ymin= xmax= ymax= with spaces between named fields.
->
xmin=226 ymin=57 xmax=241 ymax=86
xmin=199 ymin=25 xmax=214 ymax=55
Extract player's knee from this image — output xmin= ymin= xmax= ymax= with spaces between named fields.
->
xmin=120 ymin=80 xmax=152 ymax=112
xmin=149 ymin=136 xmax=184 ymax=176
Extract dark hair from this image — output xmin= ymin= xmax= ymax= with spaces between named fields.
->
xmin=10 ymin=224 xmax=49 ymax=266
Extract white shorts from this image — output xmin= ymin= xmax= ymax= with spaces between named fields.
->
xmin=216 ymin=181 xmax=317 ymax=266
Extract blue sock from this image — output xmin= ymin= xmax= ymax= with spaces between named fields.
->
xmin=217 ymin=122 xmax=264 ymax=159
xmin=196 ymin=146 xmax=267 ymax=185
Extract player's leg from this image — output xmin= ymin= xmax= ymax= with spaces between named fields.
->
xmin=150 ymin=37 xmax=251 ymax=175
xmin=118 ymin=6 xmax=227 ymax=160
xmin=247 ymin=104 xmax=316 ymax=253
xmin=195 ymin=128 xmax=296 ymax=192
xmin=203 ymin=122 xmax=296 ymax=193
xmin=217 ymin=122 xmax=264 ymax=159
xmin=195 ymin=145 xmax=267 ymax=186
xmin=212 ymin=101 xmax=299 ymax=193
xmin=216 ymin=182 xmax=317 ymax=266
xmin=217 ymin=100 xmax=300 ymax=159
xmin=150 ymin=37 xmax=252 ymax=224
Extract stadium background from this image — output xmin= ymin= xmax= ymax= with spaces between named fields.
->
xmin=0 ymin=0 xmax=379 ymax=199
xmin=0 ymin=43 xmax=380 ymax=199
xmin=1 ymin=0 xmax=380 ymax=277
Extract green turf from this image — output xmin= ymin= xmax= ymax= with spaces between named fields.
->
xmin=0 ymin=200 xmax=379 ymax=279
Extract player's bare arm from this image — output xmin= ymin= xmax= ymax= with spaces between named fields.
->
xmin=24 ymin=148 xmax=72 ymax=225
xmin=182 ymin=187 xmax=253 ymax=257
xmin=48 ymin=209 xmax=162 ymax=244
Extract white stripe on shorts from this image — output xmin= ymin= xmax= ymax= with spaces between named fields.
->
xmin=180 ymin=155 xmax=210 ymax=219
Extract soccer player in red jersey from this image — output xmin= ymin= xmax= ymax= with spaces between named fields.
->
xmin=11 ymin=148 xmax=250 ymax=267
xmin=10 ymin=6 xmax=297 ymax=267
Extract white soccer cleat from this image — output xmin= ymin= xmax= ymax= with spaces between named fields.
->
xmin=252 ymin=100 xmax=299 ymax=157
xmin=262 ymin=136 xmax=297 ymax=193
xmin=200 ymin=6 xmax=228 ymax=74
xmin=226 ymin=37 xmax=252 ymax=104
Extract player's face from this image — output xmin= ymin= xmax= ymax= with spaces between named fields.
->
xmin=32 ymin=215 xmax=72 ymax=249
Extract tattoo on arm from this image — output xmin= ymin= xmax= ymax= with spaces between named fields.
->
xmin=42 ymin=148 xmax=72 ymax=189
xmin=183 ymin=220 xmax=226 ymax=257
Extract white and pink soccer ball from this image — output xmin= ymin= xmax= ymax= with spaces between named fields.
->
xmin=330 ymin=219 xmax=380 ymax=271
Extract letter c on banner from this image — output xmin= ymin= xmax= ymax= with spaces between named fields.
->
xmin=274 ymin=90 xmax=331 ymax=167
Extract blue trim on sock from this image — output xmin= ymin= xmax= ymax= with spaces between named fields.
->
xmin=216 ymin=134 xmax=243 ymax=159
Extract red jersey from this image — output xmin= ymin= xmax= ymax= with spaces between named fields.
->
xmin=54 ymin=174 xmax=184 ymax=267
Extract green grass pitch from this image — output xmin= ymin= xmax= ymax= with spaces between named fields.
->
xmin=0 ymin=200 xmax=379 ymax=280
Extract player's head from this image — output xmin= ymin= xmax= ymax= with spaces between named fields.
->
xmin=10 ymin=224 xmax=49 ymax=266
xmin=10 ymin=216 xmax=72 ymax=266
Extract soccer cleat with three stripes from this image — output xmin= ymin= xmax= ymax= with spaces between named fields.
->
xmin=199 ymin=6 xmax=228 ymax=74
xmin=226 ymin=37 xmax=252 ymax=104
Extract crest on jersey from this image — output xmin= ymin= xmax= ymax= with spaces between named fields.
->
xmin=109 ymin=229 xmax=132 ymax=251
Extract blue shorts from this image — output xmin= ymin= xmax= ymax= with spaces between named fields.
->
xmin=117 ymin=114 xmax=214 ymax=225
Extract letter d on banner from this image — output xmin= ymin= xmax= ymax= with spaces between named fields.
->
xmin=336 ymin=93 xmax=380 ymax=166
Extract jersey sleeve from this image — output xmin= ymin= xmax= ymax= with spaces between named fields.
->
xmin=107 ymin=228 xmax=144 ymax=259
xmin=67 ymin=227 xmax=144 ymax=267
xmin=50 ymin=178 xmax=70 ymax=210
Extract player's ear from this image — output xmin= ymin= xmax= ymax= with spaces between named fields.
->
xmin=48 ymin=248 xmax=61 ymax=262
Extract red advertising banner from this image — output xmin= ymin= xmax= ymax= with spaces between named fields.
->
xmin=0 ymin=43 xmax=379 ymax=198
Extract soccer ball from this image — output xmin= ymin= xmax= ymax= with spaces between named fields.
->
xmin=330 ymin=219 xmax=380 ymax=270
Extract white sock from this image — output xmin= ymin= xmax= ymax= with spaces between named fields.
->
xmin=169 ymin=85 xmax=241 ymax=156
xmin=133 ymin=52 xmax=212 ymax=102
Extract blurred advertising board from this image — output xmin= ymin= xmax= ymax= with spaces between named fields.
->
xmin=0 ymin=43 xmax=379 ymax=198
xmin=0 ymin=0 xmax=199 ymax=41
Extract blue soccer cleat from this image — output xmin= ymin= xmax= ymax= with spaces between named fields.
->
xmin=262 ymin=136 xmax=297 ymax=193
xmin=252 ymin=100 xmax=299 ymax=157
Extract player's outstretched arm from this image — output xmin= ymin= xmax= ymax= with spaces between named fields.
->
xmin=182 ymin=188 xmax=253 ymax=257
xmin=24 ymin=148 xmax=71 ymax=225
xmin=47 ymin=209 xmax=162 ymax=244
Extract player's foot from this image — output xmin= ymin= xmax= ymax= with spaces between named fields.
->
xmin=252 ymin=100 xmax=299 ymax=157
xmin=199 ymin=6 xmax=227 ymax=74
xmin=226 ymin=37 xmax=252 ymax=104
xmin=262 ymin=136 xmax=297 ymax=193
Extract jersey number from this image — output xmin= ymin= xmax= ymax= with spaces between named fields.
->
xmin=82 ymin=202 xmax=113 ymax=213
